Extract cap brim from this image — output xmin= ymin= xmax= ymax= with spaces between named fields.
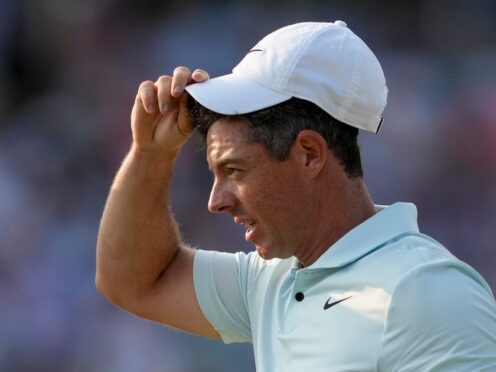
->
xmin=185 ymin=73 xmax=291 ymax=115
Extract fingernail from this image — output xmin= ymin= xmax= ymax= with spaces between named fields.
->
xmin=161 ymin=103 xmax=170 ymax=112
xmin=173 ymin=85 xmax=183 ymax=94
xmin=147 ymin=104 xmax=155 ymax=113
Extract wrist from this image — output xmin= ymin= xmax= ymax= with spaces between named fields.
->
xmin=130 ymin=143 xmax=179 ymax=164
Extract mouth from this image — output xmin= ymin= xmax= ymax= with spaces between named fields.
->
xmin=234 ymin=217 xmax=257 ymax=241
xmin=244 ymin=222 xmax=257 ymax=241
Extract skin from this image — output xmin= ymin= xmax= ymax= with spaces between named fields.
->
xmin=96 ymin=66 xmax=376 ymax=339
xmin=96 ymin=67 xmax=219 ymax=338
xmin=207 ymin=119 xmax=376 ymax=266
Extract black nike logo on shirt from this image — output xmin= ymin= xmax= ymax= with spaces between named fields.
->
xmin=323 ymin=295 xmax=352 ymax=310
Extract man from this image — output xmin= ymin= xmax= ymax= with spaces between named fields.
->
xmin=96 ymin=21 xmax=496 ymax=371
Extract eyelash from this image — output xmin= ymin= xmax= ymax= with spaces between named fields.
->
xmin=226 ymin=168 xmax=241 ymax=175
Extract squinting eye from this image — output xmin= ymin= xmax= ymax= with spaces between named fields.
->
xmin=227 ymin=168 xmax=241 ymax=175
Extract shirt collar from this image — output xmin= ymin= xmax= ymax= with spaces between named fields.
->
xmin=293 ymin=202 xmax=419 ymax=270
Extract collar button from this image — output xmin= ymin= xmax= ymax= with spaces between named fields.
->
xmin=295 ymin=292 xmax=304 ymax=302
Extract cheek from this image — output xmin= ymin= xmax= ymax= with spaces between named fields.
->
xmin=240 ymin=180 xmax=297 ymax=219
xmin=239 ymin=162 xmax=305 ymax=217
xmin=237 ymin=183 xmax=267 ymax=212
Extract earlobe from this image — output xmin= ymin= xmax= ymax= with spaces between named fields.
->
xmin=295 ymin=130 xmax=327 ymax=175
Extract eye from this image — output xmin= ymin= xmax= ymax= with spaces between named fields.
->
xmin=226 ymin=167 xmax=241 ymax=175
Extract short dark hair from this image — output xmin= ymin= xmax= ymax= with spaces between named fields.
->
xmin=187 ymin=97 xmax=363 ymax=178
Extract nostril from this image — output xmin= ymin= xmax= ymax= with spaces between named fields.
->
xmin=208 ymin=183 xmax=236 ymax=214
xmin=208 ymin=197 xmax=233 ymax=214
xmin=207 ymin=198 xmax=220 ymax=213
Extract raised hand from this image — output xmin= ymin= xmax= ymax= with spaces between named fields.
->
xmin=131 ymin=67 xmax=209 ymax=154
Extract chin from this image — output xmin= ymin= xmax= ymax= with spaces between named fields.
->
xmin=255 ymin=245 xmax=273 ymax=260
xmin=255 ymin=244 xmax=291 ymax=261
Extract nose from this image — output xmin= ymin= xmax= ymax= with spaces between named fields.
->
xmin=208 ymin=179 xmax=237 ymax=213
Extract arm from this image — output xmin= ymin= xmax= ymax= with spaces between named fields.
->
xmin=95 ymin=67 xmax=219 ymax=338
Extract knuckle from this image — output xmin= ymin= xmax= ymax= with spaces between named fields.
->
xmin=174 ymin=66 xmax=190 ymax=75
xmin=139 ymin=80 xmax=154 ymax=88
xmin=157 ymin=75 xmax=171 ymax=84
xmin=193 ymin=68 xmax=209 ymax=79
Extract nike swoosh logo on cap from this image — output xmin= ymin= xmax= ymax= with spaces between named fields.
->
xmin=323 ymin=295 xmax=352 ymax=310
xmin=246 ymin=48 xmax=263 ymax=54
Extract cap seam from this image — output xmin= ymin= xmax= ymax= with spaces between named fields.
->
xmin=275 ymin=23 xmax=330 ymax=91
xmin=339 ymin=33 xmax=361 ymax=124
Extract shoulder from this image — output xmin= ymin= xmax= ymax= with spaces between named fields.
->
xmin=383 ymin=233 xmax=495 ymax=333
xmin=377 ymin=239 xmax=496 ymax=370
xmin=388 ymin=258 xmax=495 ymax=327
xmin=379 ymin=232 xmax=494 ymax=297
xmin=366 ymin=232 xmax=477 ymax=287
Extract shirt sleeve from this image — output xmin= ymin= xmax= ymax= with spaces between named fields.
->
xmin=193 ymin=249 xmax=258 ymax=344
xmin=378 ymin=260 xmax=496 ymax=371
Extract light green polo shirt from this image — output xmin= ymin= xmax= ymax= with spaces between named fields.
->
xmin=193 ymin=203 xmax=496 ymax=371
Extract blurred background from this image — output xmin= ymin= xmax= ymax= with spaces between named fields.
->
xmin=1 ymin=0 xmax=495 ymax=371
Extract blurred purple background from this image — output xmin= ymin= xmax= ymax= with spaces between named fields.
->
xmin=1 ymin=1 xmax=495 ymax=371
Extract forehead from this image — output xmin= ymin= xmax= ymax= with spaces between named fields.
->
xmin=207 ymin=118 xmax=250 ymax=147
xmin=206 ymin=119 xmax=252 ymax=161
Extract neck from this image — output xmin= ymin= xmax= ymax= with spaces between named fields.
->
xmin=295 ymin=177 xmax=376 ymax=267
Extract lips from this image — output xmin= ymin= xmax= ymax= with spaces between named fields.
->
xmin=234 ymin=217 xmax=257 ymax=241
xmin=244 ymin=222 xmax=257 ymax=241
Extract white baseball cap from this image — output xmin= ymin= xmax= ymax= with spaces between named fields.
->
xmin=185 ymin=20 xmax=388 ymax=133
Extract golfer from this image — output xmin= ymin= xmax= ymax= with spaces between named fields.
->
xmin=96 ymin=21 xmax=496 ymax=371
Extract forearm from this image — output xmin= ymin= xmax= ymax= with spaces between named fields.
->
xmin=96 ymin=146 xmax=182 ymax=304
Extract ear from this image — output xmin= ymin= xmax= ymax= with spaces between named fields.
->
xmin=293 ymin=130 xmax=328 ymax=177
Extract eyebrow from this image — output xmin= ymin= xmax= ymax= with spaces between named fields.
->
xmin=207 ymin=157 xmax=247 ymax=171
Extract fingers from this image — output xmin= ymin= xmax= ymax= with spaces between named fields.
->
xmin=136 ymin=67 xmax=210 ymax=115
xmin=191 ymin=69 xmax=210 ymax=83
xmin=171 ymin=67 xmax=210 ymax=98
xmin=171 ymin=66 xmax=191 ymax=98
xmin=137 ymin=81 xmax=158 ymax=114
xmin=155 ymin=75 xmax=173 ymax=114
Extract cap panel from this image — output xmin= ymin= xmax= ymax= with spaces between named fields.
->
xmin=282 ymin=25 xmax=355 ymax=123
xmin=341 ymin=37 xmax=387 ymax=131
xmin=233 ymin=23 xmax=330 ymax=92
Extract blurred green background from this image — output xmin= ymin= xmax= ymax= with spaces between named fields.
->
xmin=1 ymin=0 xmax=495 ymax=371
